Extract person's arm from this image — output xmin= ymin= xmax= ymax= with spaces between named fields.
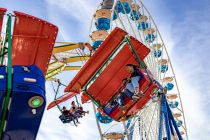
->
xmin=69 ymin=107 xmax=73 ymax=113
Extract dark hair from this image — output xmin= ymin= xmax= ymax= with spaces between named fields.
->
xmin=63 ymin=106 xmax=66 ymax=110
xmin=71 ymin=101 xmax=75 ymax=105
xmin=126 ymin=64 xmax=138 ymax=69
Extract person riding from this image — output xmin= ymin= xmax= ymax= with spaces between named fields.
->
xmin=70 ymin=101 xmax=89 ymax=117
xmin=62 ymin=106 xmax=80 ymax=126
xmin=117 ymin=78 xmax=130 ymax=109
xmin=117 ymin=64 xmax=144 ymax=109
xmin=124 ymin=64 xmax=144 ymax=99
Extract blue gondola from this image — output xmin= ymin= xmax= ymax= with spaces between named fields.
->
xmin=176 ymin=120 xmax=183 ymax=127
xmin=169 ymin=101 xmax=179 ymax=108
xmin=113 ymin=11 xmax=118 ymax=20
xmin=96 ymin=112 xmax=113 ymax=124
xmin=137 ymin=22 xmax=149 ymax=30
xmin=115 ymin=1 xmax=123 ymax=13
xmin=121 ymin=2 xmax=131 ymax=14
xmin=153 ymin=50 xmax=162 ymax=58
xmin=161 ymin=64 xmax=168 ymax=73
xmin=96 ymin=18 xmax=111 ymax=30
xmin=165 ymin=83 xmax=174 ymax=91
xmin=145 ymin=34 xmax=155 ymax=43
xmin=3 ymin=65 xmax=46 ymax=140
xmin=131 ymin=10 xmax=140 ymax=21
xmin=92 ymin=40 xmax=103 ymax=50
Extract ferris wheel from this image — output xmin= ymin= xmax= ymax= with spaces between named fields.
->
xmin=47 ymin=0 xmax=188 ymax=140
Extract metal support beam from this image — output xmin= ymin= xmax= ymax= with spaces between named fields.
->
xmin=158 ymin=98 xmax=163 ymax=140
xmin=166 ymin=101 xmax=182 ymax=140
xmin=158 ymin=95 xmax=183 ymax=140
xmin=162 ymin=96 xmax=171 ymax=140
xmin=123 ymin=122 xmax=131 ymax=140
xmin=92 ymin=103 xmax=104 ymax=140
xmin=0 ymin=15 xmax=12 ymax=139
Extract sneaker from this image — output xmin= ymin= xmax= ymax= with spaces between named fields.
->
xmin=132 ymin=95 xmax=139 ymax=101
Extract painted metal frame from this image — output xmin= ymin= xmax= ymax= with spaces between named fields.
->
xmin=0 ymin=15 xmax=12 ymax=139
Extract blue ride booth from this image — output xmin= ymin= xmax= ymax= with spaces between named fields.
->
xmin=3 ymin=65 xmax=46 ymax=140
xmin=0 ymin=66 xmax=6 ymax=118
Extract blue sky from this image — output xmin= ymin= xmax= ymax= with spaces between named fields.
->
xmin=1 ymin=0 xmax=210 ymax=139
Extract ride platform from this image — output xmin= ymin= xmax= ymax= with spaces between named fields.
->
xmin=62 ymin=27 xmax=158 ymax=121
xmin=12 ymin=11 xmax=58 ymax=75
xmin=64 ymin=27 xmax=127 ymax=93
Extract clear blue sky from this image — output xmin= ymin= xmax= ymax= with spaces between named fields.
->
xmin=1 ymin=0 xmax=210 ymax=139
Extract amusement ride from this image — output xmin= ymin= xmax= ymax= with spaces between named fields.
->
xmin=0 ymin=0 xmax=188 ymax=140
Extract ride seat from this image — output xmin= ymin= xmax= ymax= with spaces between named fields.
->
xmin=59 ymin=114 xmax=73 ymax=123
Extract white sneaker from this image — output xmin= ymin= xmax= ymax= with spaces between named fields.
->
xmin=132 ymin=95 xmax=139 ymax=101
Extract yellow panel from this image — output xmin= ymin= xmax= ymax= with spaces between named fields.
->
xmin=66 ymin=56 xmax=90 ymax=63
xmin=47 ymin=61 xmax=64 ymax=73
xmin=53 ymin=44 xmax=80 ymax=54
xmin=46 ymin=64 xmax=66 ymax=79
xmin=46 ymin=68 xmax=63 ymax=79
xmin=46 ymin=71 xmax=59 ymax=80
xmin=56 ymin=42 xmax=75 ymax=44
xmin=46 ymin=78 xmax=58 ymax=81
xmin=64 ymin=66 xmax=81 ymax=71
